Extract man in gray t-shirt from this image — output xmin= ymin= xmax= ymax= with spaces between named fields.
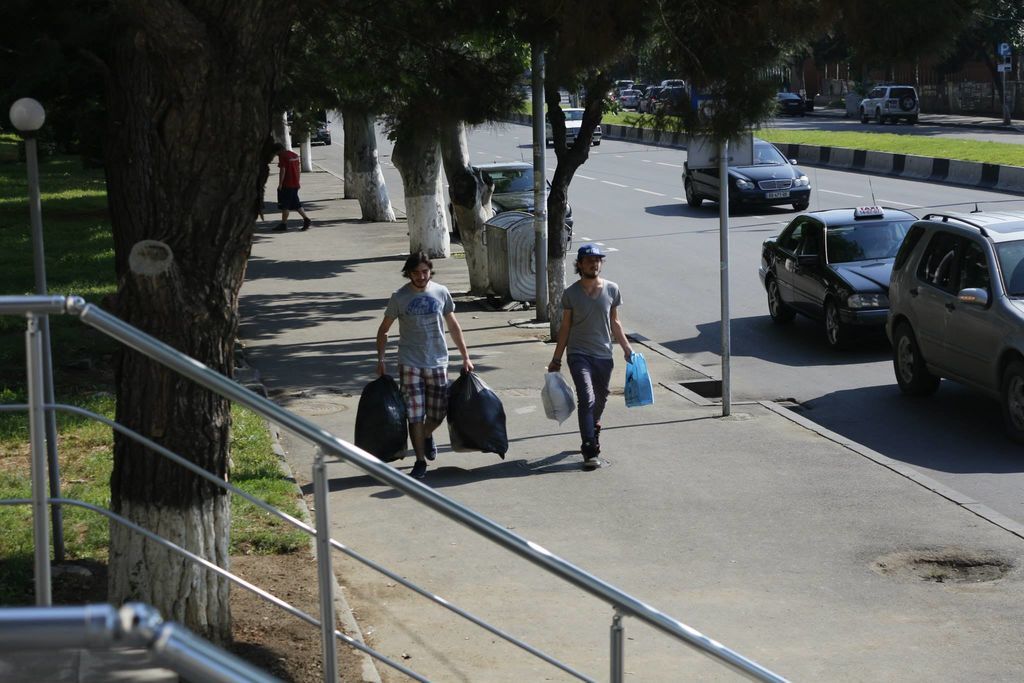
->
xmin=376 ymin=252 xmax=473 ymax=479
xmin=548 ymin=244 xmax=634 ymax=470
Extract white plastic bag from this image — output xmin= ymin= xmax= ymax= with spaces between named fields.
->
xmin=542 ymin=371 xmax=575 ymax=424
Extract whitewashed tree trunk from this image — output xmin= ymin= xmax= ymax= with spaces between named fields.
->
xmin=109 ymin=498 xmax=231 ymax=641
xmin=281 ymin=111 xmax=292 ymax=150
xmin=440 ymin=121 xmax=492 ymax=294
xmin=344 ymin=109 xmax=396 ymax=221
xmin=300 ymin=135 xmax=313 ymax=172
xmin=392 ymin=128 xmax=450 ymax=258
xmin=272 ymin=112 xmax=288 ymax=146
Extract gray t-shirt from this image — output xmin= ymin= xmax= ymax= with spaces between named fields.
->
xmin=384 ymin=281 xmax=455 ymax=368
xmin=561 ymin=279 xmax=622 ymax=359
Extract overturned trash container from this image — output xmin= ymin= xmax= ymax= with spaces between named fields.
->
xmin=486 ymin=210 xmax=538 ymax=302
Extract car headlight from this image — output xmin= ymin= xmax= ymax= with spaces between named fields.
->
xmin=794 ymin=175 xmax=809 ymax=187
xmin=735 ymin=177 xmax=755 ymax=190
xmin=847 ymin=293 xmax=889 ymax=309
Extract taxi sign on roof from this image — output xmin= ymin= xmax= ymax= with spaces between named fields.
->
xmin=854 ymin=206 xmax=884 ymax=219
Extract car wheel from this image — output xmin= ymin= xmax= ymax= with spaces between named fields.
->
xmin=875 ymin=108 xmax=883 ymax=124
xmin=824 ymin=299 xmax=852 ymax=349
xmin=892 ymin=323 xmax=940 ymax=395
xmin=592 ymin=140 xmax=601 ymax=146
xmin=793 ymin=200 xmax=809 ymax=211
xmin=1001 ymin=360 xmax=1024 ymax=443
xmin=766 ymin=277 xmax=796 ymax=324
xmin=684 ymin=177 xmax=702 ymax=207
xmin=860 ymin=108 xmax=869 ymax=124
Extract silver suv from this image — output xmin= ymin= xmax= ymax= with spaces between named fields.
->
xmin=886 ymin=210 xmax=1024 ymax=442
xmin=859 ymin=85 xmax=919 ymax=124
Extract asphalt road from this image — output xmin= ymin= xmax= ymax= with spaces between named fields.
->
xmin=315 ymin=115 xmax=1024 ymax=528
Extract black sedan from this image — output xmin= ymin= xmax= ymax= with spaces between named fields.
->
xmin=758 ymin=206 xmax=917 ymax=348
xmin=775 ymin=92 xmax=805 ymax=117
xmin=683 ymin=138 xmax=811 ymax=212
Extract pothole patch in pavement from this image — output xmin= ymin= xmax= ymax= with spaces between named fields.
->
xmin=871 ymin=548 xmax=1014 ymax=584
xmin=274 ymin=387 xmax=353 ymax=416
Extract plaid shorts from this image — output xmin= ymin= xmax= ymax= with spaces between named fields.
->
xmin=398 ymin=365 xmax=449 ymax=424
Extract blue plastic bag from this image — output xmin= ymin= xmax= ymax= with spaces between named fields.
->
xmin=624 ymin=352 xmax=654 ymax=408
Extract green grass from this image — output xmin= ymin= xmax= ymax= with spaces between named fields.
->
xmin=0 ymin=134 xmax=305 ymax=604
xmin=604 ymin=110 xmax=1024 ymax=168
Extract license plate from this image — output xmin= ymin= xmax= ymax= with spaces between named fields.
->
xmin=765 ymin=190 xmax=790 ymax=199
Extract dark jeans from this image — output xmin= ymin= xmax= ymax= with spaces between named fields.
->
xmin=567 ymin=353 xmax=613 ymax=445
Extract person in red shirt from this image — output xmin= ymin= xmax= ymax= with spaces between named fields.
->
xmin=272 ymin=143 xmax=312 ymax=231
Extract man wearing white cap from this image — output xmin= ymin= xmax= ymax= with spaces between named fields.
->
xmin=547 ymin=243 xmax=634 ymax=469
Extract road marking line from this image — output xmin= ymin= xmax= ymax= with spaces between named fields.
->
xmin=577 ymin=174 xmax=595 ymax=180
xmin=819 ymin=189 xmax=863 ymax=197
xmin=602 ymin=181 xmax=628 ymax=188
xmin=673 ymin=197 xmax=686 ymax=202
xmin=657 ymin=162 xmax=683 ymax=168
xmin=635 ymin=188 xmax=666 ymax=196
xmin=878 ymin=198 xmax=916 ymax=206
xmin=615 ymin=155 xmax=624 ymax=158
xmin=642 ymin=159 xmax=652 ymax=163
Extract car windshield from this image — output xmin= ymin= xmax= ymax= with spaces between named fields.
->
xmin=825 ymin=221 xmax=912 ymax=263
xmin=750 ymin=143 xmax=788 ymax=166
xmin=996 ymin=240 xmax=1024 ymax=296
xmin=487 ymin=169 xmax=533 ymax=194
xmin=564 ymin=110 xmax=584 ymax=121
xmin=778 ymin=93 xmax=800 ymax=101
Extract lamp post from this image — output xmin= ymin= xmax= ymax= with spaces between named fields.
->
xmin=10 ymin=97 xmax=65 ymax=564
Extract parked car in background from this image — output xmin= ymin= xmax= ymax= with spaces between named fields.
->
xmin=775 ymin=92 xmax=805 ymax=117
xmin=638 ymin=86 xmax=664 ymax=113
xmin=545 ymin=108 xmax=602 ymax=147
xmin=448 ymin=161 xmax=574 ymax=237
xmin=683 ymin=138 xmax=811 ymax=212
xmin=760 ymin=206 xmax=916 ymax=348
xmin=618 ymin=89 xmax=642 ymax=109
xmin=660 ymin=79 xmax=686 ymax=88
xmin=886 ymin=210 xmax=1024 ymax=442
xmin=859 ymin=85 xmax=919 ymax=124
xmin=656 ymin=85 xmax=689 ymax=114
xmin=311 ymin=122 xmax=332 ymax=145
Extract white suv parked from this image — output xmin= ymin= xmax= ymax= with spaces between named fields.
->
xmin=859 ymin=85 xmax=919 ymax=125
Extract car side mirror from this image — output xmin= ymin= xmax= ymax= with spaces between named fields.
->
xmin=797 ymin=254 xmax=819 ymax=267
xmin=957 ymin=288 xmax=989 ymax=307
xmin=790 ymin=159 xmax=798 ymax=165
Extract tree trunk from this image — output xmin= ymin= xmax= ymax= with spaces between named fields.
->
xmin=392 ymin=126 xmax=450 ymax=258
xmin=104 ymin=1 xmax=292 ymax=643
xmin=544 ymin=75 xmax=606 ymax=337
xmin=343 ymin=108 xmax=396 ymax=221
xmin=440 ymin=121 xmax=492 ymax=294
xmin=300 ymin=135 xmax=313 ymax=172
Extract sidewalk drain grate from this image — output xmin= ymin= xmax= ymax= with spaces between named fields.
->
xmin=678 ymin=379 xmax=722 ymax=398
xmin=872 ymin=549 xmax=1013 ymax=584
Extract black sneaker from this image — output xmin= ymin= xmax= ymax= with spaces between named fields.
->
xmin=424 ymin=436 xmax=437 ymax=461
xmin=300 ymin=217 xmax=311 ymax=231
xmin=273 ymin=223 xmax=287 ymax=232
xmin=410 ymin=460 xmax=427 ymax=479
xmin=581 ymin=442 xmax=600 ymax=470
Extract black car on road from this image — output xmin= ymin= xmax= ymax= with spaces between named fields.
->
xmin=683 ymin=138 xmax=811 ymax=212
xmin=775 ymin=92 xmax=805 ymax=117
xmin=759 ymin=206 xmax=917 ymax=348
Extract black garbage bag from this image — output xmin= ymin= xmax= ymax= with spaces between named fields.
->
xmin=354 ymin=375 xmax=407 ymax=462
xmin=446 ymin=371 xmax=508 ymax=458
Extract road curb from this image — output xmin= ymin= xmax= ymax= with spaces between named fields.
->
xmin=758 ymin=399 xmax=1024 ymax=543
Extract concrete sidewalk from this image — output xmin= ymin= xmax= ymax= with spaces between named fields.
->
xmin=239 ymin=156 xmax=1024 ymax=682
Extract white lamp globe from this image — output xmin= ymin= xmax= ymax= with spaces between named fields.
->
xmin=9 ymin=98 xmax=46 ymax=132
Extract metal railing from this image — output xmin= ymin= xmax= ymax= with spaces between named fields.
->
xmin=0 ymin=602 xmax=279 ymax=683
xmin=1 ymin=294 xmax=789 ymax=682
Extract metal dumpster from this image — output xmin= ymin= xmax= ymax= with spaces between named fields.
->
xmin=485 ymin=211 xmax=538 ymax=302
